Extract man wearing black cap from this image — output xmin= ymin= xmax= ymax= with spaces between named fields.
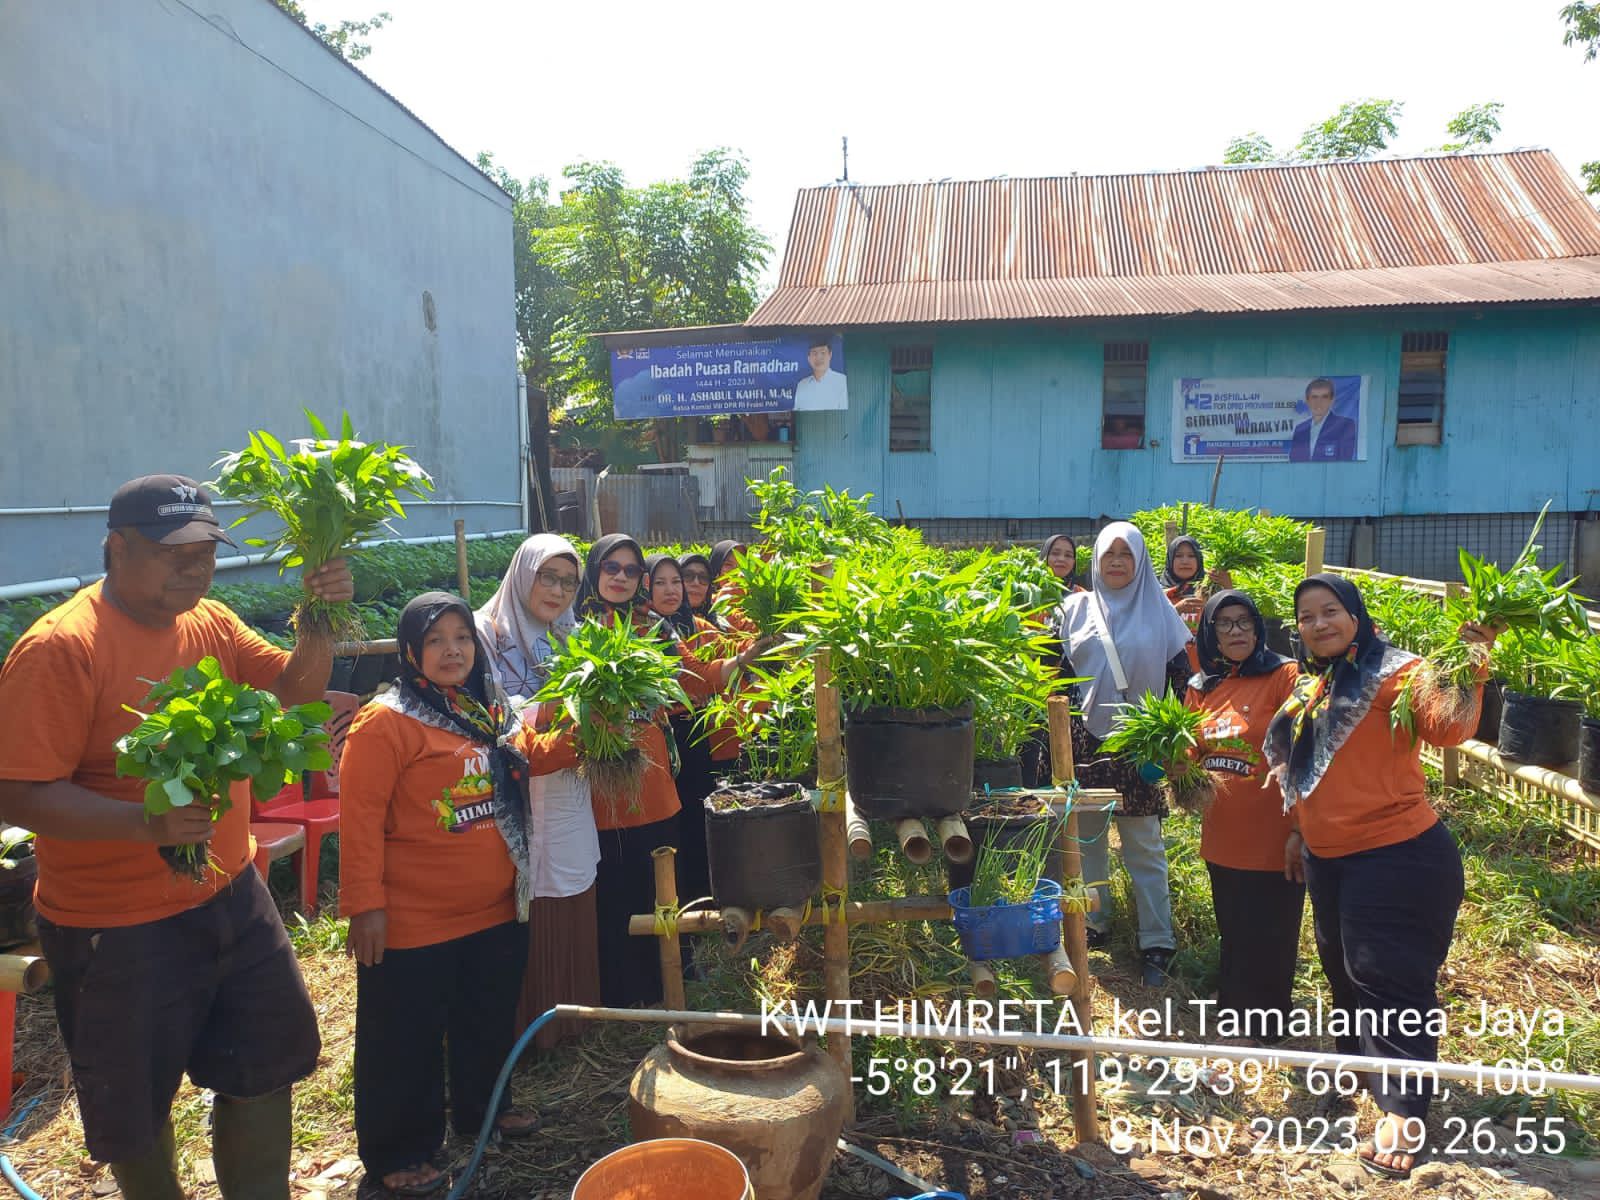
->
xmin=0 ymin=474 xmax=353 ymax=1200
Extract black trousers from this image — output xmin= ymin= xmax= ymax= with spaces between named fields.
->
xmin=1302 ymin=820 xmax=1464 ymax=1120
xmin=354 ymin=920 xmax=527 ymax=1179
xmin=1206 ymin=862 xmax=1305 ymax=1042
xmin=595 ymin=817 xmax=678 ymax=1008
xmin=669 ymin=712 xmax=716 ymax=907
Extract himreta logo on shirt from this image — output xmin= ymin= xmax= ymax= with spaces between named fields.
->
xmin=432 ymin=749 xmax=496 ymax=832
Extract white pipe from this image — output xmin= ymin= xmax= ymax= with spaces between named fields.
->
xmin=554 ymin=1005 xmax=1600 ymax=1095
xmin=0 ymin=500 xmax=520 ymax=516
xmin=0 ymin=528 xmax=526 ymax=603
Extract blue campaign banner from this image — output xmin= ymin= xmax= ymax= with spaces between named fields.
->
xmin=1171 ymin=375 xmax=1368 ymax=464
xmin=610 ymin=334 xmax=848 ymax=419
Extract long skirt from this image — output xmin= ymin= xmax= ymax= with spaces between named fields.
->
xmin=516 ymin=885 xmax=601 ymax=1051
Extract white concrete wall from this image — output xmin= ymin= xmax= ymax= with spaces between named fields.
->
xmin=0 ymin=0 xmax=519 ymax=583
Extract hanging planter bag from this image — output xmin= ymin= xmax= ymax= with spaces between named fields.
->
xmin=844 ymin=702 xmax=975 ymax=820
xmin=972 ymin=757 xmax=1023 ymax=792
xmin=1579 ymin=718 xmax=1600 ymax=794
xmin=948 ymin=878 xmax=1063 ymax=961
xmin=1497 ymin=690 xmax=1582 ymax=767
xmin=704 ymin=783 xmax=821 ymax=913
xmin=1473 ymin=679 xmax=1505 ymax=744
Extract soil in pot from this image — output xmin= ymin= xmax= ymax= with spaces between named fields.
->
xmin=1497 ymin=689 xmax=1583 ymax=768
xmin=0 ymin=855 xmax=38 ymax=949
xmin=973 ymin=757 xmax=1024 ymax=791
xmin=1474 ymin=679 xmax=1505 ymax=744
xmin=946 ymin=796 xmax=1064 ymax=892
xmin=844 ymin=703 xmax=974 ymax=821
xmin=1580 ymin=718 xmax=1600 ymax=794
xmin=705 ymin=781 xmax=820 ymax=912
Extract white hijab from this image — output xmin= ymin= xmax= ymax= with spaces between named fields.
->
xmin=474 ymin=533 xmax=580 ymax=705
xmin=1056 ymin=522 xmax=1194 ymax=737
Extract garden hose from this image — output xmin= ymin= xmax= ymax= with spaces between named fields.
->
xmin=443 ymin=1006 xmax=558 ymax=1200
xmin=0 ymin=1095 xmax=45 ymax=1200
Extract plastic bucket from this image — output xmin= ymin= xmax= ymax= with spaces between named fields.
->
xmin=948 ymin=879 xmax=1063 ymax=961
xmin=845 ymin=703 xmax=975 ymax=820
xmin=1497 ymin=690 xmax=1583 ymax=767
xmin=573 ymin=1138 xmax=753 ymax=1200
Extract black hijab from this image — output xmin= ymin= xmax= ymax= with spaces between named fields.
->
xmin=643 ymin=553 xmax=698 ymax=641
xmin=574 ymin=533 xmax=646 ymax=623
xmin=1041 ymin=533 xmax=1079 ymax=589
xmin=1262 ymin=573 xmax=1414 ymax=807
xmin=1190 ymin=589 xmax=1290 ymax=693
xmin=1160 ymin=535 xmax=1205 ymax=593
xmin=396 ymin=591 xmax=500 ymax=719
xmin=680 ymin=552 xmax=720 ymax=625
xmin=707 ymin=540 xmax=745 ymax=582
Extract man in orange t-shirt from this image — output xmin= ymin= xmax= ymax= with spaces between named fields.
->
xmin=0 ymin=475 xmax=352 ymax=1200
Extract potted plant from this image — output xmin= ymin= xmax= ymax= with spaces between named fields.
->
xmin=696 ymin=659 xmax=821 ymax=915
xmin=971 ymin=550 xmax=1067 ymax=790
xmin=0 ymin=828 xmax=37 ymax=948
xmin=948 ymin=806 xmax=1065 ymax=961
xmin=1573 ymin=637 xmax=1600 ymax=793
xmin=1492 ymin=634 xmax=1587 ymax=768
xmin=1098 ymin=689 xmax=1253 ymax=817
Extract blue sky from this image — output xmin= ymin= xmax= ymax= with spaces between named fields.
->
xmin=303 ymin=0 xmax=1600 ymax=290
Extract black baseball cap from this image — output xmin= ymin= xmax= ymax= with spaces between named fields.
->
xmin=107 ymin=475 xmax=237 ymax=547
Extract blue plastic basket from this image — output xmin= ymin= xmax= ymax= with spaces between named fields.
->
xmin=947 ymin=879 xmax=1063 ymax=961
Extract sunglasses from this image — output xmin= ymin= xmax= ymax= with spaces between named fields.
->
xmin=599 ymin=561 xmax=644 ymax=580
xmin=534 ymin=569 xmax=579 ymax=592
xmin=682 ymin=570 xmax=710 ymax=584
xmin=1213 ymin=617 xmax=1254 ymax=634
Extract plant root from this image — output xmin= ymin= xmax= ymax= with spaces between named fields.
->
xmin=583 ymin=748 xmax=648 ymax=823
xmin=1412 ymin=646 xmax=1488 ymax=728
xmin=1166 ymin=770 xmax=1220 ymax=818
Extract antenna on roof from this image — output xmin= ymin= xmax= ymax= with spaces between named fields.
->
xmin=839 ymin=136 xmax=849 ymax=184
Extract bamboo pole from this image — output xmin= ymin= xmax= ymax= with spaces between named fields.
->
xmin=765 ymin=906 xmax=805 ymax=943
xmin=1304 ymin=527 xmax=1326 ymax=579
xmin=630 ymin=895 xmax=979 ymax=937
xmin=894 ymin=817 xmax=934 ymax=864
xmin=968 ymin=959 xmax=997 ymax=999
xmin=844 ymin=795 xmax=873 ymax=860
xmin=0 ymin=954 xmax=48 ymax=994
xmin=721 ymin=906 xmax=754 ymax=953
xmin=1048 ymin=694 xmax=1099 ymax=1144
xmin=813 ymin=564 xmax=852 ymax=1113
xmin=454 ymin=519 xmax=471 ymax=601
xmin=1442 ymin=582 xmax=1467 ymax=788
xmin=1042 ymin=944 xmax=1077 ymax=997
xmin=652 ymin=847 xmax=685 ymax=1011
xmin=935 ymin=815 xmax=973 ymax=864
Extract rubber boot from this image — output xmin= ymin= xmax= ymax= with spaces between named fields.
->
xmin=109 ymin=1119 xmax=186 ymax=1200
xmin=212 ymin=1088 xmax=293 ymax=1200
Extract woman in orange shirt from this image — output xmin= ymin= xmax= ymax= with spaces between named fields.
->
xmin=340 ymin=592 xmax=580 ymax=1197
xmin=1264 ymin=574 xmax=1495 ymax=1181
xmin=1183 ymin=590 xmax=1300 ymax=1041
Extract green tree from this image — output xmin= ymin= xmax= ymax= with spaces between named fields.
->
xmin=1562 ymin=2 xmax=1600 ymax=60
xmin=1223 ymin=133 xmax=1276 ymax=164
xmin=1294 ymin=99 xmax=1404 ymax=160
xmin=474 ymin=153 xmax=571 ymax=386
xmin=272 ymin=0 xmax=391 ymax=62
xmin=1439 ymin=101 xmax=1503 ymax=151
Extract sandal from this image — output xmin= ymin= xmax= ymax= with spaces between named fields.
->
xmin=378 ymin=1164 xmax=447 ymax=1197
xmin=1357 ymin=1115 xmax=1425 ymax=1181
xmin=494 ymin=1110 xmax=542 ymax=1139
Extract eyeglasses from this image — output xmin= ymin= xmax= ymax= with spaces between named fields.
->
xmin=682 ymin=570 xmax=710 ymax=584
xmin=1213 ymin=617 xmax=1254 ymax=634
xmin=599 ymin=561 xmax=644 ymax=580
xmin=534 ymin=569 xmax=579 ymax=592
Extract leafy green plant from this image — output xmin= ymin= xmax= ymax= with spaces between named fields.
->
xmin=1230 ymin=562 xmax=1302 ymax=621
xmin=210 ymin=409 xmax=434 ymax=636
xmin=1098 ymin=689 xmax=1252 ymax=815
xmin=748 ymin=466 xmax=895 ymax=561
xmin=698 ymin=657 xmax=816 ymax=784
xmin=723 ymin=551 xmax=811 ymax=637
xmin=967 ymin=802 xmax=1060 ymax=907
xmin=0 ymin=827 xmax=34 ymax=869
xmin=534 ymin=617 xmax=689 ymax=816
xmin=115 ymin=657 xmax=333 ymax=879
xmin=1134 ymin=505 xmax=1313 ymax=571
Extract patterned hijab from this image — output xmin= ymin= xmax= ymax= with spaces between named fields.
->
xmin=574 ymin=533 xmax=646 ymax=623
xmin=1189 ymin=589 xmax=1289 ymax=693
xmin=1160 ymin=535 xmax=1206 ymax=594
xmin=474 ymin=533 xmax=580 ymax=703
xmin=1263 ymin=573 xmax=1415 ymax=808
xmin=383 ymin=592 xmax=532 ymax=918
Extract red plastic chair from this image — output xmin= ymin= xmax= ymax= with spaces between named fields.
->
xmin=255 ymin=691 xmax=359 ymax=915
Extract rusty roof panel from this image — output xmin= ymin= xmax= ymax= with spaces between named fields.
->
xmin=751 ymin=151 xmax=1600 ymax=325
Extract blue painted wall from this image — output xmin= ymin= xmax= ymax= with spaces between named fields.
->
xmin=794 ymin=308 xmax=1600 ymax=519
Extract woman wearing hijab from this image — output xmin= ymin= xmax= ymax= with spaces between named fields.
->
xmin=1019 ymin=534 xmax=1085 ymax=786
xmin=706 ymin=540 xmax=757 ymax=633
xmin=679 ymin=551 xmax=718 ymax=627
xmin=474 ymin=534 xmax=600 ymax=1051
xmin=574 ymin=535 xmax=770 ymax=1007
xmin=1161 ymin=535 xmax=1217 ymax=632
xmin=1041 ymin=533 xmax=1085 ymax=594
xmin=340 ymin=593 xmax=578 ymax=1197
xmin=1055 ymin=522 xmax=1194 ymax=986
xmin=1182 ymin=590 xmax=1301 ymax=1041
xmin=1263 ymin=574 xmax=1495 ymax=1181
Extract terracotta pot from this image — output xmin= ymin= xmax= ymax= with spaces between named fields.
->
xmin=628 ymin=1025 xmax=849 ymax=1200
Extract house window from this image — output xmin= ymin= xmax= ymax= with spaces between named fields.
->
xmin=890 ymin=346 xmax=932 ymax=452
xmin=1398 ymin=331 xmax=1448 ymax=446
xmin=1101 ymin=342 xmax=1148 ymax=449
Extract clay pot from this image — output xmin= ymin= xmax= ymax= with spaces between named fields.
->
xmin=628 ymin=1025 xmax=849 ymax=1200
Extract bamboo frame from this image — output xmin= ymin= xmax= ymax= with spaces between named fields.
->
xmin=626 ymin=892 xmax=1100 ymax=937
xmin=0 ymin=954 xmax=48 ymax=994
xmin=844 ymin=796 xmax=873 ymax=860
xmin=1048 ymin=694 xmax=1098 ymax=1143
xmin=813 ymin=565 xmax=853 ymax=1116
xmin=652 ymin=847 xmax=685 ymax=1010
xmin=454 ymin=519 xmax=471 ymax=601
xmin=894 ymin=817 xmax=934 ymax=864
xmin=1303 ymin=527 xmax=1326 ymax=578
xmin=935 ymin=815 xmax=973 ymax=864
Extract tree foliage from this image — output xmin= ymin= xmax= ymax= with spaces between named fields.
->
xmin=1439 ymin=101 xmax=1503 ymax=151
xmin=272 ymin=1 xmax=391 ymax=61
xmin=1563 ymin=2 xmax=1600 ymax=61
xmin=1222 ymin=133 xmax=1276 ymax=164
xmin=1294 ymin=99 xmax=1404 ymax=160
xmin=475 ymin=154 xmax=570 ymax=383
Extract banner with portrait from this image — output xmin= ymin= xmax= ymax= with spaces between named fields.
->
xmin=610 ymin=334 xmax=848 ymax=419
xmin=1171 ymin=376 xmax=1368 ymax=463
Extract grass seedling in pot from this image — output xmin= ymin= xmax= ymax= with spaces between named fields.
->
xmin=115 ymin=657 xmax=333 ymax=880
xmin=966 ymin=801 xmax=1060 ymax=908
xmin=211 ymin=409 xmax=434 ymax=639
xmin=534 ymin=618 xmax=689 ymax=822
xmin=1099 ymin=689 xmax=1253 ymax=817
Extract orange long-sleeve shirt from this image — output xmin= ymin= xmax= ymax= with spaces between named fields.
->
xmin=1186 ymin=662 xmax=1300 ymax=872
xmin=1291 ymin=662 xmax=1481 ymax=859
xmin=338 ymin=704 xmax=578 ymax=949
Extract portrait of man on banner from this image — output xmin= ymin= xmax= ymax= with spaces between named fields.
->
xmin=792 ymin=334 xmax=848 ymax=411
xmin=1289 ymin=377 xmax=1359 ymax=462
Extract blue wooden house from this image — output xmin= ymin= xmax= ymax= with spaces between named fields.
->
xmin=741 ymin=150 xmax=1600 ymax=579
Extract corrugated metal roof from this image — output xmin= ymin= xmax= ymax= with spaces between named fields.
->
xmin=749 ymin=151 xmax=1600 ymax=326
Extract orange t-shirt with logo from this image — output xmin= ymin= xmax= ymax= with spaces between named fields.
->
xmin=1186 ymin=661 xmax=1300 ymax=872
xmin=0 ymin=583 xmax=291 ymax=927
xmin=338 ymin=703 xmax=579 ymax=950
